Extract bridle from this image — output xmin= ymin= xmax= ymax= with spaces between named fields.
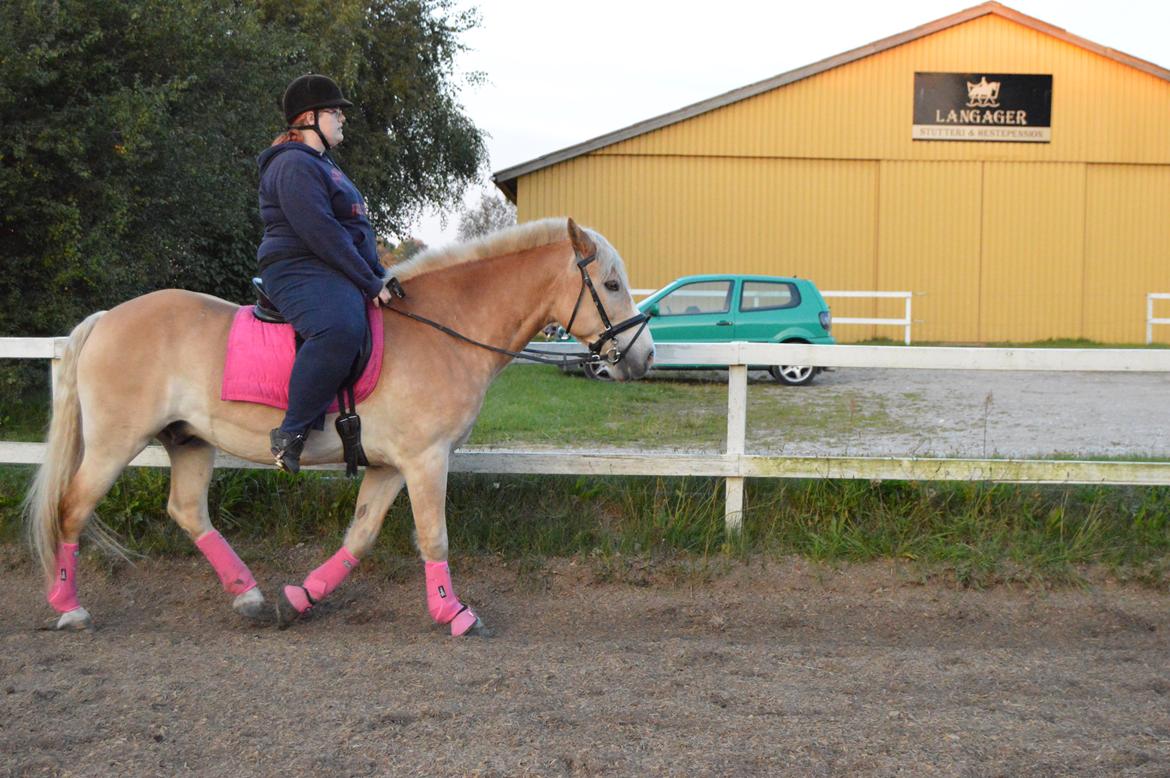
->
xmin=561 ymin=247 xmax=651 ymax=365
xmin=382 ymin=246 xmax=651 ymax=368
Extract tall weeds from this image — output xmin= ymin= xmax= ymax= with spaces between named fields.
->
xmin=1 ymin=467 xmax=1167 ymax=586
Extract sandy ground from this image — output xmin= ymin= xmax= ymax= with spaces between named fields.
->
xmin=2 ymin=548 xmax=1169 ymax=777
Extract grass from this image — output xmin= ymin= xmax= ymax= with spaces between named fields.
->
xmin=2 ymin=361 xmax=1169 ymax=586
xmin=471 ymin=365 xmax=909 ymax=449
xmin=856 ymin=336 xmax=1170 ymax=349
xmin=2 ymin=465 xmax=1167 ymax=587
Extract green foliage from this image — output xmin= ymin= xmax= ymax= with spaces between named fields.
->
xmin=0 ymin=0 xmax=486 ymax=338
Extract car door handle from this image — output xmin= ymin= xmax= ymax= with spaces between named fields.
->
xmin=716 ymin=320 xmax=732 ymax=326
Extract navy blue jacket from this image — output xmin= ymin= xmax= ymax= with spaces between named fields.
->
xmin=256 ymin=143 xmax=384 ymax=299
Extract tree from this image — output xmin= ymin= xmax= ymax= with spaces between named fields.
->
xmin=456 ymin=191 xmax=517 ymax=242
xmin=0 ymin=0 xmax=486 ymax=345
xmin=257 ymin=0 xmax=487 ymax=237
xmin=378 ymin=237 xmax=428 ymax=269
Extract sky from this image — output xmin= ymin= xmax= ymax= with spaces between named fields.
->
xmin=406 ymin=0 xmax=1170 ymax=247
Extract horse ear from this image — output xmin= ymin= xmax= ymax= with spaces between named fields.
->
xmin=567 ymin=218 xmax=596 ymax=259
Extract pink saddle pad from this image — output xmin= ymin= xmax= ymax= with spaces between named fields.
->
xmin=221 ymin=305 xmax=384 ymax=412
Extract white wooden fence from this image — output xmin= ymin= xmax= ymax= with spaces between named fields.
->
xmin=3 ymin=337 xmax=1170 ymax=533
xmin=1147 ymin=293 xmax=1170 ymax=345
xmin=821 ymin=290 xmax=915 ymax=345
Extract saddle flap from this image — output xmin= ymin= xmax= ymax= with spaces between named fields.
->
xmin=251 ymin=277 xmax=286 ymax=324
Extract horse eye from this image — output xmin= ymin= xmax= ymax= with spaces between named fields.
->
xmin=604 ymin=280 xmax=620 ymax=292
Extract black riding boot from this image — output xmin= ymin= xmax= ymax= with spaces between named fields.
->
xmin=270 ymin=429 xmax=307 ymax=474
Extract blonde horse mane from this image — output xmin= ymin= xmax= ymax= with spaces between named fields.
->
xmin=390 ymin=218 xmax=576 ymax=283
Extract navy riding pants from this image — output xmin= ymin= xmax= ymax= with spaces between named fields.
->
xmin=260 ymin=258 xmax=368 ymax=437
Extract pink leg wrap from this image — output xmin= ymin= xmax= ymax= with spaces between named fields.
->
xmin=282 ymin=546 xmax=359 ymax=614
xmin=425 ymin=560 xmax=479 ymax=636
xmin=195 ymin=530 xmax=258 ymax=596
xmin=47 ymin=542 xmax=81 ymax=613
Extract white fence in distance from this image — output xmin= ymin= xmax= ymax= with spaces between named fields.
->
xmin=5 ymin=337 xmax=1170 ymax=532
xmin=1147 ymin=293 xmax=1170 ymax=345
xmin=820 ymin=290 xmax=915 ymax=345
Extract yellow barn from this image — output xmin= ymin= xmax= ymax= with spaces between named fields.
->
xmin=493 ymin=2 xmax=1170 ymax=344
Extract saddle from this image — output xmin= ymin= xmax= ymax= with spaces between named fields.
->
xmin=251 ymin=277 xmax=371 ymax=477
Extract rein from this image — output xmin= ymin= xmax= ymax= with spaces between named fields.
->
xmin=382 ymin=248 xmax=650 ymax=368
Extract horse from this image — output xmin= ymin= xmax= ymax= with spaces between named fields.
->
xmin=25 ymin=218 xmax=655 ymax=635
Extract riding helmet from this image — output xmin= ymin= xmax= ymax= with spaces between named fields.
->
xmin=281 ymin=74 xmax=354 ymax=124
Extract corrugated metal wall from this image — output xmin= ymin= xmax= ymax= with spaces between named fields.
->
xmin=876 ymin=161 xmax=982 ymax=343
xmin=1083 ymin=165 xmax=1170 ymax=343
xmin=522 ymin=155 xmax=878 ymax=290
xmin=516 ymin=13 xmax=1170 ymax=343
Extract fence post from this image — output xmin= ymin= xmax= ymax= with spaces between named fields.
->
xmin=49 ymin=337 xmax=67 ymax=401
xmin=725 ymin=349 xmax=747 ymax=535
xmin=1149 ymin=294 xmax=1155 ymax=346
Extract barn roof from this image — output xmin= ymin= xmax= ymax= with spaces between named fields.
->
xmin=493 ymin=1 xmax=1170 ymax=201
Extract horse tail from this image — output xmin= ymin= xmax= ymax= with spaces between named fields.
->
xmin=25 ymin=310 xmax=106 ymax=581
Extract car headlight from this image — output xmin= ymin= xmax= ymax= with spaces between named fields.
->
xmin=819 ymin=310 xmax=832 ymax=333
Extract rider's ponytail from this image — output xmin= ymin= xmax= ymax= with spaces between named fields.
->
xmin=271 ymin=110 xmax=314 ymax=146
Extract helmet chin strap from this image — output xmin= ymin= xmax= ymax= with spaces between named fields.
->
xmin=288 ymin=109 xmax=332 ymax=150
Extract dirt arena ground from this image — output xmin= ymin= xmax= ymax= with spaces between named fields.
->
xmin=4 ymin=369 xmax=1169 ymax=775
xmin=2 ymin=547 xmax=1168 ymax=777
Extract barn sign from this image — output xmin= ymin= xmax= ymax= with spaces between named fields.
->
xmin=913 ymin=72 xmax=1052 ymax=142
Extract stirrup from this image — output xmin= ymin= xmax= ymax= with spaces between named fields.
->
xmin=270 ymin=429 xmax=306 ymax=474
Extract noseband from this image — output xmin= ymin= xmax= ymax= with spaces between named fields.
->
xmin=563 ymin=248 xmax=650 ymax=365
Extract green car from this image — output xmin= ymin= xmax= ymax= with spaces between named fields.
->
xmin=587 ymin=274 xmax=835 ymax=385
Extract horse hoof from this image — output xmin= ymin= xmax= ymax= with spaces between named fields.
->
xmin=275 ymin=585 xmax=311 ymax=629
xmin=232 ymin=588 xmax=272 ymax=625
xmin=450 ymin=608 xmax=489 ymax=637
xmin=463 ymin=618 xmax=492 ymax=638
xmin=55 ymin=607 xmax=93 ymax=631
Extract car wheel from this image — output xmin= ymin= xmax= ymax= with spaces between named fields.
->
xmin=769 ymin=364 xmax=816 ymax=386
xmin=584 ymin=361 xmax=614 ymax=381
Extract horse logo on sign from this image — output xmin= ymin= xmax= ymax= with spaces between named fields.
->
xmin=966 ymin=76 xmax=1001 ymax=107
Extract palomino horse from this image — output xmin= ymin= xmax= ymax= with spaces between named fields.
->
xmin=26 ymin=218 xmax=655 ymax=634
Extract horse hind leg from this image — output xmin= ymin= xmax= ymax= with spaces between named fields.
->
xmin=160 ymin=428 xmax=268 ymax=624
xmin=50 ymin=433 xmax=155 ymax=630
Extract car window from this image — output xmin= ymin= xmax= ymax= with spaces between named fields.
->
xmin=740 ymin=281 xmax=801 ymax=312
xmin=657 ymin=281 xmax=732 ymax=316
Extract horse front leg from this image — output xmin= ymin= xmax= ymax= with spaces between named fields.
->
xmin=402 ymin=448 xmax=485 ymax=637
xmin=275 ymin=466 xmax=404 ymax=626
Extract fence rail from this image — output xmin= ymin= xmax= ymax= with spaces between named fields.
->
xmin=3 ymin=337 xmax=1170 ymax=533
xmin=821 ymin=290 xmax=915 ymax=345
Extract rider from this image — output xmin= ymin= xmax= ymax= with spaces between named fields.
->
xmin=257 ymin=74 xmax=393 ymax=473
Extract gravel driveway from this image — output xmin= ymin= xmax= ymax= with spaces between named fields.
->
xmin=736 ymin=368 xmax=1170 ymax=459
